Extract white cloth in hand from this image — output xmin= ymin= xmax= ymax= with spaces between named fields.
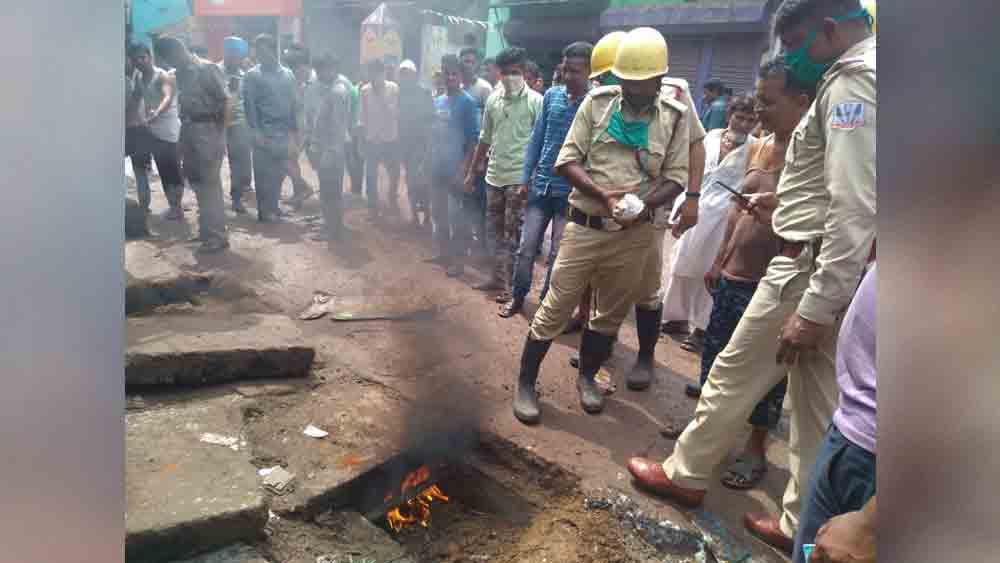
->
xmin=613 ymin=193 xmax=645 ymax=221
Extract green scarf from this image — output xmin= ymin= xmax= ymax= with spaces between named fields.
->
xmin=605 ymin=107 xmax=649 ymax=150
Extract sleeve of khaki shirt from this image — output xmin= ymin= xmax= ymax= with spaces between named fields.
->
xmin=798 ymin=70 xmax=877 ymax=326
xmin=658 ymin=102 xmax=691 ymax=190
xmin=554 ymin=94 xmax=595 ymax=171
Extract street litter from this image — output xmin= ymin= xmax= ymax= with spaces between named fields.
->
xmin=262 ymin=466 xmax=296 ymax=495
xmin=304 ymin=424 xmax=329 ymax=438
xmin=299 ymin=292 xmax=336 ymax=320
xmin=258 ymin=466 xmax=280 ymax=477
xmin=199 ymin=433 xmax=240 ymax=451
xmin=595 ymin=369 xmax=616 ymax=395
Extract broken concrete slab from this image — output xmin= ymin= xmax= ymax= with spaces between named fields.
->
xmin=126 ymin=314 xmax=315 ymax=387
xmin=127 ymin=397 xmax=268 ymax=563
xmin=268 ymin=510 xmax=417 ymax=563
xmin=171 ymin=543 xmax=269 ymax=563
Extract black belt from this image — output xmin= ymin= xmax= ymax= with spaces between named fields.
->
xmin=567 ymin=205 xmax=652 ymax=232
xmin=183 ymin=113 xmax=223 ymax=124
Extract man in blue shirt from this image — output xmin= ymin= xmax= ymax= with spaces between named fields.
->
xmin=426 ymin=55 xmax=481 ymax=278
xmin=243 ymin=34 xmax=299 ymax=223
xmin=500 ymin=41 xmax=593 ymax=318
xmin=700 ymin=78 xmax=730 ymax=131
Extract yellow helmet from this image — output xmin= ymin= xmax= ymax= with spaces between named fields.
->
xmin=612 ymin=27 xmax=669 ymax=82
xmin=863 ymin=0 xmax=876 ymax=34
xmin=590 ymin=31 xmax=627 ymax=79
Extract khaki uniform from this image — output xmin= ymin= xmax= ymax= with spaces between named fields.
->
xmin=636 ymin=78 xmax=708 ymax=310
xmin=176 ymin=56 xmax=229 ymax=244
xmin=662 ymin=37 xmax=876 ymax=537
xmin=529 ymin=85 xmax=690 ymax=340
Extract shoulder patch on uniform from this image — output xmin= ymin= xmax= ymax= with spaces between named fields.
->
xmin=831 ymin=102 xmax=865 ymax=130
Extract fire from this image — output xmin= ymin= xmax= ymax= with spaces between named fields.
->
xmin=386 ymin=485 xmax=450 ymax=532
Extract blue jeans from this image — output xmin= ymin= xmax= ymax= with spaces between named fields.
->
xmin=792 ymin=425 xmax=876 ymax=563
xmin=512 ymin=196 xmax=568 ymax=301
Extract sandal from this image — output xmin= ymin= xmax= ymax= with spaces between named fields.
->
xmin=680 ymin=329 xmax=705 ymax=353
xmin=721 ymin=455 xmax=767 ymax=490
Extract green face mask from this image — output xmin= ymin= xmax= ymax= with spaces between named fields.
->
xmin=784 ymin=8 xmax=873 ymax=86
xmin=601 ymin=73 xmax=621 ymax=87
xmin=606 ymin=108 xmax=649 ymax=150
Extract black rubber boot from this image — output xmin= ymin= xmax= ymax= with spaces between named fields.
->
xmin=513 ymin=335 xmax=552 ymax=425
xmin=577 ymin=329 xmax=614 ymax=414
xmin=627 ymin=306 xmax=663 ymax=391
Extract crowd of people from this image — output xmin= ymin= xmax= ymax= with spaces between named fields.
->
xmin=124 ymin=0 xmax=875 ymax=560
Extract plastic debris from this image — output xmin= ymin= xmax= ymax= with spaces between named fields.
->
xmin=595 ymin=369 xmax=617 ymax=395
xmin=262 ymin=466 xmax=296 ymax=495
xmin=304 ymin=424 xmax=329 ymax=439
xmin=258 ymin=466 xmax=280 ymax=477
xmin=300 ymin=292 xmax=336 ymax=320
xmin=199 ymin=433 xmax=240 ymax=451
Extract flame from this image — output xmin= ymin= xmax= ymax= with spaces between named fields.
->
xmin=386 ymin=485 xmax=450 ymax=532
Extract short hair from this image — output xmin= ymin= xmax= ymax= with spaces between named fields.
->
xmin=313 ymin=53 xmax=340 ymax=72
xmin=495 ymin=47 xmax=527 ymax=69
xmin=153 ymin=36 xmax=186 ymax=61
xmin=524 ymin=60 xmax=541 ymax=80
xmin=255 ymin=34 xmax=277 ymax=51
xmin=727 ymin=94 xmax=757 ymax=116
xmin=774 ymin=0 xmax=862 ymax=36
xmin=127 ymin=42 xmax=150 ymax=58
xmin=563 ymin=41 xmax=594 ymax=61
xmin=459 ymin=47 xmax=479 ymax=61
xmin=704 ymin=78 xmax=726 ymax=93
xmin=441 ymin=54 xmax=462 ymax=73
xmin=758 ymin=56 xmax=818 ymax=99
xmin=482 ymin=57 xmax=496 ymax=68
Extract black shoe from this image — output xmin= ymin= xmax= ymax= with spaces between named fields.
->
xmin=577 ymin=329 xmax=614 ymax=414
xmin=498 ymin=296 xmax=524 ymax=318
xmin=513 ymin=336 xmax=552 ymax=424
xmin=197 ymin=239 xmax=230 ymax=253
xmin=681 ymin=329 xmax=705 ymax=353
xmin=661 ymin=320 xmax=690 ymax=335
xmin=685 ymin=383 xmax=703 ymax=399
xmin=627 ymin=306 xmax=662 ymax=391
xmin=232 ymin=202 xmax=248 ymax=215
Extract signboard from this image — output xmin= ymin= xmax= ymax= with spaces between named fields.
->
xmin=420 ymin=24 xmax=451 ymax=87
xmin=193 ymin=0 xmax=302 ymax=17
xmin=360 ymin=3 xmax=402 ymax=66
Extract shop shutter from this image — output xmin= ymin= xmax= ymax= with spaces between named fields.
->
xmin=667 ymin=39 xmax=703 ymax=89
xmin=711 ymin=34 xmax=765 ymax=98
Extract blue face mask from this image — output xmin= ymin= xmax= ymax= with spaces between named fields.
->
xmin=785 ymin=8 xmax=873 ymax=86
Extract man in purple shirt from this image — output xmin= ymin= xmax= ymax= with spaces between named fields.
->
xmin=793 ymin=263 xmax=876 ymax=563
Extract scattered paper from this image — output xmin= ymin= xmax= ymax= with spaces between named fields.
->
xmin=199 ymin=433 xmax=240 ymax=451
xmin=304 ymin=424 xmax=329 ymax=439
xmin=258 ymin=466 xmax=280 ymax=477
xmin=262 ymin=467 xmax=296 ymax=495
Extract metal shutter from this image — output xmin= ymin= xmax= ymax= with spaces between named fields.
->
xmin=710 ymin=34 xmax=765 ymax=98
xmin=666 ymin=39 xmax=703 ymax=88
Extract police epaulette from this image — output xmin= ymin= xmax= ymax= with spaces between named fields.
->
xmin=589 ymin=85 xmax=621 ymax=98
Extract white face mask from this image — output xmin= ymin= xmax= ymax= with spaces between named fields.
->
xmin=502 ymin=74 xmax=525 ymax=93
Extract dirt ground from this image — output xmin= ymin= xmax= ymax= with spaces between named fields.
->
xmin=127 ymin=157 xmax=791 ymax=563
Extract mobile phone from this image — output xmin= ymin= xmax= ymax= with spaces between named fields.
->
xmin=715 ymin=180 xmax=751 ymax=207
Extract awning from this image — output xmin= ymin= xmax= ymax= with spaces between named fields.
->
xmin=192 ymin=0 xmax=303 ymax=17
xmin=601 ymin=1 xmax=771 ymax=35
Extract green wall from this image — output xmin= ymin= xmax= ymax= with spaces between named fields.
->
xmin=608 ymin=0 xmax=688 ymax=6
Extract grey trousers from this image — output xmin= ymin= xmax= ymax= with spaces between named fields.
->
xmin=252 ymin=134 xmax=290 ymax=218
xmin=226 ymin=123 xmax=253 ymax=202
xmin=179 ymin=122 xmax=227 ymax=243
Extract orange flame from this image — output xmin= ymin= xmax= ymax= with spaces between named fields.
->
xmin=386 ymin=485 xmax=450 ymax=532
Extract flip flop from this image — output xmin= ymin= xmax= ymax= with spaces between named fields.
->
xmin=721 ymin=455 xmax=767 ymax=490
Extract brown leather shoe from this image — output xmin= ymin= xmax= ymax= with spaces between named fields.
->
xmin=626 ymin=458 xmax=706 ymax=508
xmin=743 ymin=512 xmax=794 ymax=555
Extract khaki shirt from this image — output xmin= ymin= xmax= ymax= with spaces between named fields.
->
xmin=654 ymin=77 xmax=707 ymax=228
xmin=773 ymin=36 xmax=876 ymax=326
xmin=555 ymin=85 xmax=690 ymax=217
xmin=480 ymin=85 xmax=543 ymax=187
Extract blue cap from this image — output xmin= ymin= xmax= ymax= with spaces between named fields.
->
xmin=223 ymin=36 xmax=248 ymax=59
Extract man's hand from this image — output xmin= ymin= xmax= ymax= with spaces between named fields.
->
xmin=704 ymin=263 xmax=723 ymax=293
xmin=810 ymin=510 xmax=876 ymax=563
xmin=672 ymin=197 xmax=699 ymax=238
xmin=518 ymin=184 xmax=528 ymax=196
xmin=602 ymin=189 xmax=631 ymax=217
xmin=776 ymin=314 xmax=830 ymax=365
xmin=745 ymin=192 xmax=779 ymax=225
xmin=463 ymin=173 xmax=477 ymax=194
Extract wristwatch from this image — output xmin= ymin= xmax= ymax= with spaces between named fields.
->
xmin=685 ymin=192 xmax=701 ymax=198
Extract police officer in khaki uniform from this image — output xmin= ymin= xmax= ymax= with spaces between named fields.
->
xmin=155 ymin=36 xmax=231 ymax=252
xmin=513 ymin=28 xmax=690 ymax=425
xmin=625 ymin=76 xmax=707 ymax=391
xmin=627 ymin=0 xmax=875 ymax=554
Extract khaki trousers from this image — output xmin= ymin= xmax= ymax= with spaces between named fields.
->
xmin=636 ymin=228 xmax=669 ymax=310
xmin=530 ymin=220 xmax=655 ymax=341
xmin=661 ymin=249 xmax=841 ymax=537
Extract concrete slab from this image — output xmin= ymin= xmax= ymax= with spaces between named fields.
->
xmin=126 ymin=314 xmax=315 ymax=387
xmin=171 ymin=543 xmax=269 ymax=563
xmin=268 ymin=510 xmax=416 ymax=563
xmin=127 ymin=396 xmax=268 ymax=562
